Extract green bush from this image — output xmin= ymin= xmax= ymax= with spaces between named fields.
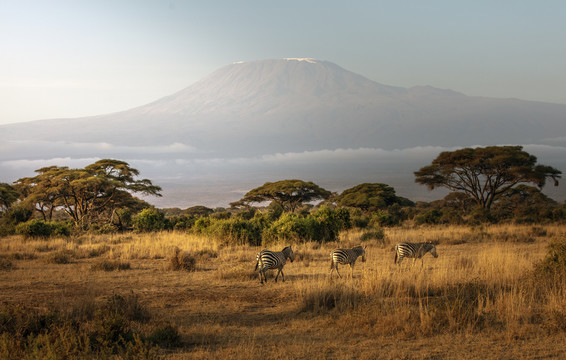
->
xmin=193 ymin=217 xmax=211 ymax=233
xmin=360 ymin=227 xmax=385 ymax=243
xmin=207 ymin=217 xmax=262 ymax=246
xmin=262 ymin=207 xmax=346 ymax=245
xmin=132 ymin=208 xmax=166 ymax=232
xmin=15 ymin=219 xmax=70 ymax=238
xmin=414 ymin=209 xmax=443 ymax=225
xmin=351 ymin=215 xmax=370 ymax=229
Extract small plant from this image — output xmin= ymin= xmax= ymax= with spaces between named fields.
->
xmin=298 ymin=283 xmax=362 ymax=313
xmin=46 ymin=250 xmax=76 ymax=264
xmin=147 ymin=324 xmax=182 ymax=348
xmin=104 ymin=293 xmax=150 ymax=323
xmin=0 ymin=257 xmax=15 ymax=271
xmin=169 ymin=247 xmax=197 ymax=272
xmin=91 ymin=259 xmax=131 ymax=271
xmin=535 ymin=239 xmax=566 ymax=288
xmin=360 ymin=227 xmax=385 ymax=243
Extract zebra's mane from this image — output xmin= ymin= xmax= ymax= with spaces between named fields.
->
xmin=352 ymin=246 xmax=365 ymax=255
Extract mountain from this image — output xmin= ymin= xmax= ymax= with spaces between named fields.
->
xmin=1 ymin=58 xmax=565 ymax=206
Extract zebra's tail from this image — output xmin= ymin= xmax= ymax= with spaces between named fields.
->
xmin=394 ymin=244 xmax=399 ymax=264
xmin=254 ymin=253 xmax=260 ymax=271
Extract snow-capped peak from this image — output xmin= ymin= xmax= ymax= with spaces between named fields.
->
xmin=284 ymin=58 xmax=319 ymax=63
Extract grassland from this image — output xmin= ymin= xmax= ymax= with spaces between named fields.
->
xmin=1 ymin=224 xmax=565 ymax=359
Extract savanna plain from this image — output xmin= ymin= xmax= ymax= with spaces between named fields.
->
xmin=1 ymin=224 xmax=566 ymax=359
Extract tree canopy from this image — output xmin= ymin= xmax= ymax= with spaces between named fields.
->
xmin=15 ymin=159 xmax=161 ymax=228
xmin=0 ymin=183 xmax=19 ymax=212
xmin=233 ymin=179 xmax=331 ymax=212
xmin=414 ymin=146 xmax=561 ymax=209
xmin=334 ymin=183 xmax=413 ymax=211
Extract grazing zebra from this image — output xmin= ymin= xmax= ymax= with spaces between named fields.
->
xmin=329 ymin=246 xmax=366 ymax=278
xmin=394 ymin=242 xmax=438 ymax=266
xmin=254 ymin=246 xmax=295 ymax=284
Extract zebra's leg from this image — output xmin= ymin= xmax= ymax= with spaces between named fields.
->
xmin=350 ymin=263 xmax=355 ymax=278
xmin=275 ymin=268 xmax=281 ymax=282
xmin=261 ymin=269 xmax=267 ymax=284
xmin=330 ymin=260 xmax=335 ymax=278
xmin=335 ymin=264 xmax=342 ymax=278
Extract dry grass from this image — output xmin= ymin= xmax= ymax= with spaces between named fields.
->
xmin=1 ymin=224 xmax=565 ymax=359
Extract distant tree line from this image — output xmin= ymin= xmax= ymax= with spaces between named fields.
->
xmin=0 ymin=146 xmax=563 ymax=241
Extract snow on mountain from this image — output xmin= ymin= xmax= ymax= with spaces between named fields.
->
xmin=1 ymin=58 xmax=565 ymax=206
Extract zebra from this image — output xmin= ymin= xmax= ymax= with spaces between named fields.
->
xmin=254 ymin=246 xmax=295 ymax=284
xmin=329 ymin=246 xmax=366 ymax=278
xmin=394 ymin=242 xmax=438 ymax=266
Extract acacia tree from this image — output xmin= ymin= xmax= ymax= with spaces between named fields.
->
xmin=16 ymin=166 xmax=62 ymax=221
xmin=414 ymin=146 xmax=561 ymax=210
xmin=16 ymin=159 xmax=162 ymax=228
xmin=0 ymin=183 xmax=20 ymax=213
xmin=334 ymin=183 xmax=413 ymax=211
xmin=233 ymin=179 xmax=331 ymax=212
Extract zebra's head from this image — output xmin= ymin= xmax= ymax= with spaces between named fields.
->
xmin=355 ymin=245 xmax=367 ymax=262
xmin=283 ymin=246 xmax=295 ymax=262
xmin=429 ymin=244 xmax=438 ymax=258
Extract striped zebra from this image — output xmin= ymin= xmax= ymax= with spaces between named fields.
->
xmin=254 ymin=246 xmax=295 ymax=284
xmin=394 ymin=242 xmax=438 ymax=266
xmin=329 ymin=246 xmax=366 ymax=278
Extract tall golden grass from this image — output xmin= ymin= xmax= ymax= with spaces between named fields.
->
xmin=1 ymin=224 xmax=565 ymax=358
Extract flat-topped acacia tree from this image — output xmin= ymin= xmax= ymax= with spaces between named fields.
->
xmin=16 ymin=159 xmax=162 ymax=228
xmin=233 ymin=179 xmax=331 ymax=213
xmin=414 ymin=146 xmax=561 ymax=210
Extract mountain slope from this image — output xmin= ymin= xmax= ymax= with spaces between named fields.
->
xmin=3 ymin=58 xmax=566 ymax=157
xmin=1 ymin=58 xmax=565 ymax=206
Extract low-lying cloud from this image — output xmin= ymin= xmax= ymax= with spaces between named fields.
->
xmin=2 ymin=142 xmax=564 ymax=207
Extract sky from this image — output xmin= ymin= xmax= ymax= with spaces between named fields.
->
xmin=2 ymin=0 xmax=566 ymax=125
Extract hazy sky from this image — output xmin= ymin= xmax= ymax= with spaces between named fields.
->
xmin=2 ymin=0 xmax=566 ymax=125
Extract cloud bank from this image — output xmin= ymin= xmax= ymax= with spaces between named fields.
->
xmin=2 ymin=141 xmax=564 ymax=208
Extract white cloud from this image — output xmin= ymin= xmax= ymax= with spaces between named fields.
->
xmin=1 ymin=157 xmax=101 ymax=169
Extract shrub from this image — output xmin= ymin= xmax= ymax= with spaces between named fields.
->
xmin=169 ymin=247 xmax=196 ymax=272
xmin=262 ymin=208 xmax=346 ymax=245
xmin=104 ymin=293 xmax=150 ymax=323
xmin=414 ymin=209 xmax=443 ymax=225
xmin=370 ymin=210 xmax=401 ymax=227
xmin=91 ymin=259 xmax=131 ymax=271
xmin=193 ymin=217 xmax=211 ymax=233
xmin=0 ymin=257 xmax=15 ymax=271
xmin=0 ymin=301 xmax=157 ymax=359
xmin=207 ymin=217 xmax=262 ymax=246
xmin=535 ymin=239 xmax=566 ymax=286
xmin=351 ymin=215 xmax=369 ymax=229
xmin=14 ymin=219 xmax=70 ymax=238
xmin=46 ymin=250 xmax=76 ymax=264
xmin=360 ymin=227 xmax=385 ymax=243
xmin=132 ymin=208 xmax=166 ymax=232
xmin=147 ymin=324 xmax=182 ymax=348
xmin=15 ymin=219 xmax=51 ymax=238
xmin=298 ymin=283 xmax=362 ymax=313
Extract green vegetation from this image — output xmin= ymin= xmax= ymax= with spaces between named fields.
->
xmin=0 ymin=147 xmax=564 ymax=241
xmin=414 ymin=146 xmax=561 ymax=209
